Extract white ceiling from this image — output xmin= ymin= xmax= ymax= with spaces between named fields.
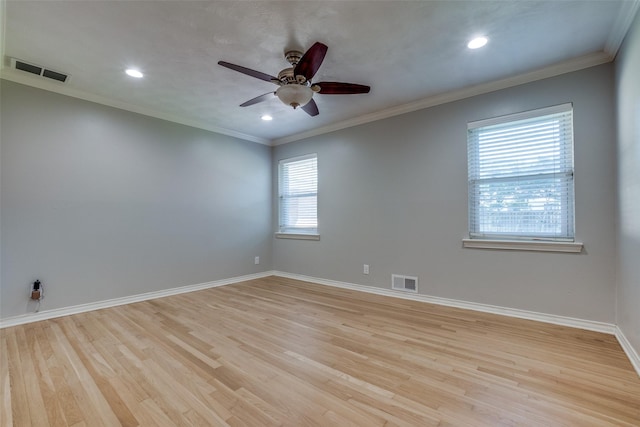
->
xmin=2 ymin=1 xmax=638 ymax=145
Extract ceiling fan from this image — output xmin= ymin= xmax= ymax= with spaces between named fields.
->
xmin=218 ymin=42 xmax=370 ymax=117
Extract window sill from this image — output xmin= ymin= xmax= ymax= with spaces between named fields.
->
xmin=462 ymin=238 xmax=583 ymax=253
xmin=275 ymin=232 xmax=320 ymax=241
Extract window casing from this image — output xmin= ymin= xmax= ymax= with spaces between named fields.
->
xmin=278 ymin=154 xmax=318 ymax=235
xmin=467 ymin=104 xmax=575 ymax=242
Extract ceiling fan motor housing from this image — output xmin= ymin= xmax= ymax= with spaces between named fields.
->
xmin=278 ymin=68 xmax=308 ymax=85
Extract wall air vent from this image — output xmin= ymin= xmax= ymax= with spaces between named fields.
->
xmin=392 ymin=274 xmax=418 ymax=293
xmin=11 ymin=58 xmax=69 ymax=83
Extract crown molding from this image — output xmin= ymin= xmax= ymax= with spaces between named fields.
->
xmin=2 ymin=48 xmax=615 ymax=148
xmin=605 ymin=0 xmax=640 ymax=57
xmin=271 ymin=51 xmax=613 ymax=146
xmin=0 ymin=68 xmax=271 ymax=145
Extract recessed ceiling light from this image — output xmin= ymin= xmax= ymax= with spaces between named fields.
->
xmin=261 ymin=115 xmax=273 ymax=121
xmin=125 ymin=69 xmax=143 ymax=78
xmin=467 ymin=36 xmax=488 ymax=49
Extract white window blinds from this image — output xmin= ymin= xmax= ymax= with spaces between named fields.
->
xmin=467 ymin=104 xmax=575 ymax=240
xmin=279 ymin=154 xmax=318 ymax=234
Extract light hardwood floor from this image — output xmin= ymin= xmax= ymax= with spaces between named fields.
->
xmin=2 ymin=276 xmax=639 ymax=426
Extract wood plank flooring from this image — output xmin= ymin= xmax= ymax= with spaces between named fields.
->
xmin=2 ymin=276 xmax=639 ymax=426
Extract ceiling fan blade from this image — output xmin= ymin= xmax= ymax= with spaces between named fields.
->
xmin=315 ymin=82 xmax=370 ymax=94
xmin=301 ymin=99 xmax=319 ymax=116
xmin=294 ymin=42 xmax=328 ymax=81
xmin=240 ymin=92 xmax=275 ymax=107
xmin=218 ymin=61 xmax=278 ymax=83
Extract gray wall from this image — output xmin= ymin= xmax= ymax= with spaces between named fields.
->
xmin=273 ymin=64 xmax=617 ymax=323
xmin=615 ymin=12 xmax=640 ymax=354
xmin=1 ymin=81 xmax=272 ymax=319
xmin=0 ymin=61 xmax=622 ymax=327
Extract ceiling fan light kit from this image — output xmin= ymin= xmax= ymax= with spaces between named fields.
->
xmin=275 ymin=84 xmax=314 ymax=109
xmin=218 ymin=42 xmax=370 ymax=117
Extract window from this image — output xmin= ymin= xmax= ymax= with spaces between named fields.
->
xmin=467 ymin=104 xmax=575 ymax=243
xmin=277 ymin=153 xmax=318 ymax=237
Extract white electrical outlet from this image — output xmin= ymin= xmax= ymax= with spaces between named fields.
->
xmin=254 ymin=256 xmax=260 ymax=265
xmin=363 ymin=264 xmax=369 ymax=275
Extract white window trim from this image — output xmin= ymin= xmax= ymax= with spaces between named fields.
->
xmin=462 ymin=238 xmax=583 ymax=253
xmin=277 ymin=153 xmax=319 ymax=239
xmin=466 ymin=103 xmax=576 ymax=249
xmin=467 ymin=103 xmax=572 ymax=129
xmin=275 ymin=232 xmax=320 ymax=241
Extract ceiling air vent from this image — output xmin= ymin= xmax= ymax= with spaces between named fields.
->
xmin=392 ymin=274 xmax=418 ymax=293
xmin=42 ymin=69 xmax=68 ymax=82
xmin=11 ymin=58 xmax=69 ymax=83
xmin=15 ymin=60 xmax=42 ymax=75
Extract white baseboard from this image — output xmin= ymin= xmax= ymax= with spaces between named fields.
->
xmin=615 ymin=326 xmax=640 ymax=378
xmin=0 ymin=271 xmax=275 ymax=329
xmin=4 ymin=269 xmax=636 ymax=378
xmin=273 ymin=271 xmax=617 ymax=335
xmin=274 ymin=272 xmax=640 ymax=377
xmin=0 ymin=270 xmax=615 ymax=335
